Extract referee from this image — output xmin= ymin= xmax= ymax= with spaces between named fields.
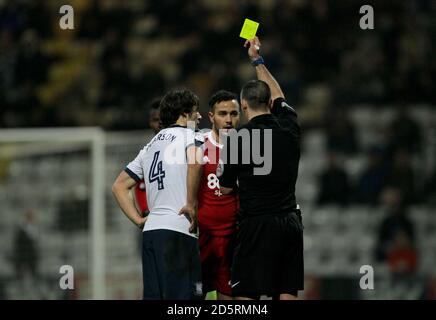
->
xmin=219 ymin=36 xmax=304 ymax=300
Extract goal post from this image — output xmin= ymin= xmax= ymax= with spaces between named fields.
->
xmin=0 ymin=127 xmax=106 ymax=299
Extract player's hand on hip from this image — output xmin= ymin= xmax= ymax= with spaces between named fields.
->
xmin=244 ymin=36 xmax=261 ymax=61
xmin=135 ymin=216 xmax=147 ymax=229
xmin=139 ymin=210 xmax=150 ymax=218
xmin=179 ymin=204 xmax=198 ymax=234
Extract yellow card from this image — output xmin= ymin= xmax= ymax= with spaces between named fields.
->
xmin=239 ymin=18 xmax=259 ymax=40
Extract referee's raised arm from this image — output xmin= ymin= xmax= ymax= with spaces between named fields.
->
xmin=245 ymin=36 xmax=298 ymax=119
xmin=244 ymin=36 xmax=285 ymax=101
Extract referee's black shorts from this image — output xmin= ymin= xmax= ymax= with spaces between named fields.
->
xmin=142 ymin=229 xmax=202 ymax=300
xmin=231 ymin=209 xmax=304 ymax=298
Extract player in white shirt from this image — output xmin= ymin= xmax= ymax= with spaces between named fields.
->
xmin=112 ymin=89 xmax=204 ymax=300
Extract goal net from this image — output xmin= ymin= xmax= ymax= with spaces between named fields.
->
xmin=0 ymin=128 xmax=105 ymax=299
xmin=0 ymin=128 xmax=156 ymax=299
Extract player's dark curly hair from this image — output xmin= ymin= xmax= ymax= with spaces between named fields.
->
xmin=240 ymin=80 xmax=271 ymax=110
xmin=159 ymin=89 xmax=199 ymax=128
xmin=208 ymin=90 xmax=238 ymax=111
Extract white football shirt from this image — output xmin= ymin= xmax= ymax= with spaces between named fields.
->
xmin=125 ymin=125 xmax=202 ymax=237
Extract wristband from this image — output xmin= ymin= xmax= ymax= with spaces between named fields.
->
xmin=251 ymin=56 xmax=264 ymax=67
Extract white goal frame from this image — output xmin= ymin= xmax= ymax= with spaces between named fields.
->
xmin=0 ymin=127 xmax=106 ymax=299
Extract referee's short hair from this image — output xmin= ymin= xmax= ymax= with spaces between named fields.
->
xmin=208 ymin=90 xmax=238 ymax=111
xmin=159 ymin=89 xmax=199 ymax=128
xmin=240 ymin=80 xmax=271 ymax=111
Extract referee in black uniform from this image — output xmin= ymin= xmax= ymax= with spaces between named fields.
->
xmin=219 ymin=36 xmax=303 ymax=300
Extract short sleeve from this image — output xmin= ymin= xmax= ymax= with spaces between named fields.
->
xmin=125 ymin=148 xmax=146 ymax=182
xmin=271 ymin=97 xmax=297 ymax=118
xmin=218 ymin=162 xmax=238 ymax=189
xmin=186 ymin=130 xmax=204 ymax=149
xmin=271 ymin=98 xmax=300 ymax=134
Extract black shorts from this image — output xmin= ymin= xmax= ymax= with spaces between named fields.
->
xmin=231 ymin=210 xmax=304 ymax=298
xmin=142 ymin=229 xmax=202 ymax=300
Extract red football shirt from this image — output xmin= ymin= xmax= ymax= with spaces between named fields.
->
xmin=198 ymin=131 xmax=239 ymax=236
xmin=134 ymin=179 xmax=149 ymax=214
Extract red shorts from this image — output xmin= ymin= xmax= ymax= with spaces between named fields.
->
xmin=199 ymin=232 xmax=236 ymax=296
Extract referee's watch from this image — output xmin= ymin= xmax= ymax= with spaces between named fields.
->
xmin=251 ymin=56 xmax=265 ymax=67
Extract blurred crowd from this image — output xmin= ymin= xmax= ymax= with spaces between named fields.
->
xmin=316 ymin=105 xmax=436 ymax=276
xmin=317 ymin=106 xmax=432 ymax=207
xmin=0 ymin=0 xmax=435 ymax=129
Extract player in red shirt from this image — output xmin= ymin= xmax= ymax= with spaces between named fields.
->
xmin=198 ymin=90 xmax=240 ymax=300
xmin=134 ymin=98 xmax=161 ymax=216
